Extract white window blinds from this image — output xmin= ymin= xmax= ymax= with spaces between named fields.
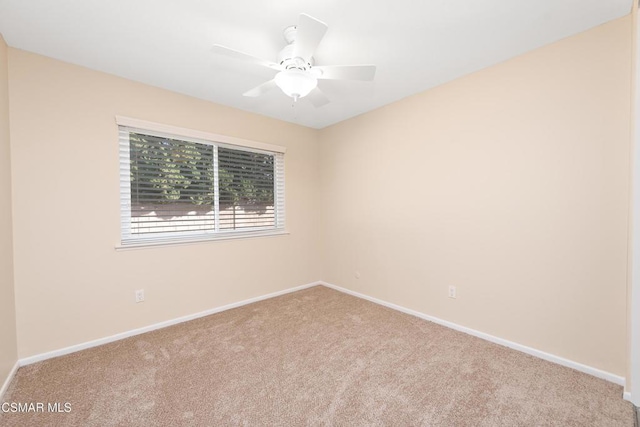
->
xmin=119 ymin=125 xmax=285 ymax=246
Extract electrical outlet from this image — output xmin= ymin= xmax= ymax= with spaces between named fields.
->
xmin=135 ymin=289 xmax=145 ymax=303
xmin=355 ymin=271 xmax=361 ymax=279
xmin=448 ymin=286 xmax=457 ymax=299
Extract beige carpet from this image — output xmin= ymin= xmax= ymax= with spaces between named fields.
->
xmin=0 ymin=286 xmax=634 ymax=426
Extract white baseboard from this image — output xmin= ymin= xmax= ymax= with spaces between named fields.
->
xmin=0 ymin=361 xmax=20 ymax=400
xmin=14 ymin=279 xmax=628 ymax=390
xmin=19 ymin=281 xmax=322 ymax=366
xmin=623 ymin=391 xmax=632 ymax=402
xmin=320 ymin=281 xmax=626 ymax=387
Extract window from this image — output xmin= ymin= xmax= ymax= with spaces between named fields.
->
xmin=118 ymin=118 xmax=285 ymax=247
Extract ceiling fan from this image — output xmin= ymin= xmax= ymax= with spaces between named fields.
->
xmin=212 ymin=14 xmax=376 ymax=107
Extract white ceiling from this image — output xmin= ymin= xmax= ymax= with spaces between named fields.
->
xmin=0 ymin=0 xmax=632 ymax=129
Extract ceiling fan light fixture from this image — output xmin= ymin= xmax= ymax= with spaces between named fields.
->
xmin=275 ymin=69 xmax=317 ymax=101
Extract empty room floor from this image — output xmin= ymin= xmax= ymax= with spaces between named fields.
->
xmin=0 ymin=286 xmax=634 ymax=426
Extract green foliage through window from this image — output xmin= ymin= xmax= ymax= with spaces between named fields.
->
xmin=128 ymin=132 xmax=276 ymax=234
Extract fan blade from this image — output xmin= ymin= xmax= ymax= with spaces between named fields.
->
xmin=305 ymin=87 xmax=330 ymax=108
xmin=243 ymin=79 xmax=278 ymax=97
xmin=292 ymin=14 xmax=328 ymax=61
xmin=313 ymin=65 xmax=376 ymax=81
xmin=212 ymin=44 xmax=280 ymax=70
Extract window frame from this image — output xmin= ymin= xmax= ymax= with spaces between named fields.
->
xmin=116 ymin=116 xmax=287 ymax=249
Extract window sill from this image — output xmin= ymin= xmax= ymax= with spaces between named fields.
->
xmin=115 ymin=230 xmax=290 ymax=251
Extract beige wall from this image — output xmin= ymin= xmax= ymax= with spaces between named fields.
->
xmin=319 ymin=16 xmax=632 ymax=376
xmin=8 ymin=49 xmax=321 ymax=358
xmin=3 ymin=15 xmax=634 ymax=379
xmin=628 ymin=0 xmax=640 ymax=399
xmin=0 ymin=34 xmax=18 ymax=386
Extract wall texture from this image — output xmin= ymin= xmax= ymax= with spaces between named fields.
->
xmin=8 ymin=49 xmax=321 ymax=358
xmin=4 ymin=14 xmax=635 ymax=381
xmin=319 ymin=16 xmax=632 ymax=376
xmin=0 ymin=34 xmax=18 ymax=387
xmin=628 ymin=0 xmax=640 ymax=400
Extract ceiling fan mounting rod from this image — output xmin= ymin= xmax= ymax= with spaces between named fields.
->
xmin=283 ymin=25 xmax=298 ymax=45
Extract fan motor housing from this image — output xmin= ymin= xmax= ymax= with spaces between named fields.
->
xmin=278 ymin=26 xmax=314 ymax=71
